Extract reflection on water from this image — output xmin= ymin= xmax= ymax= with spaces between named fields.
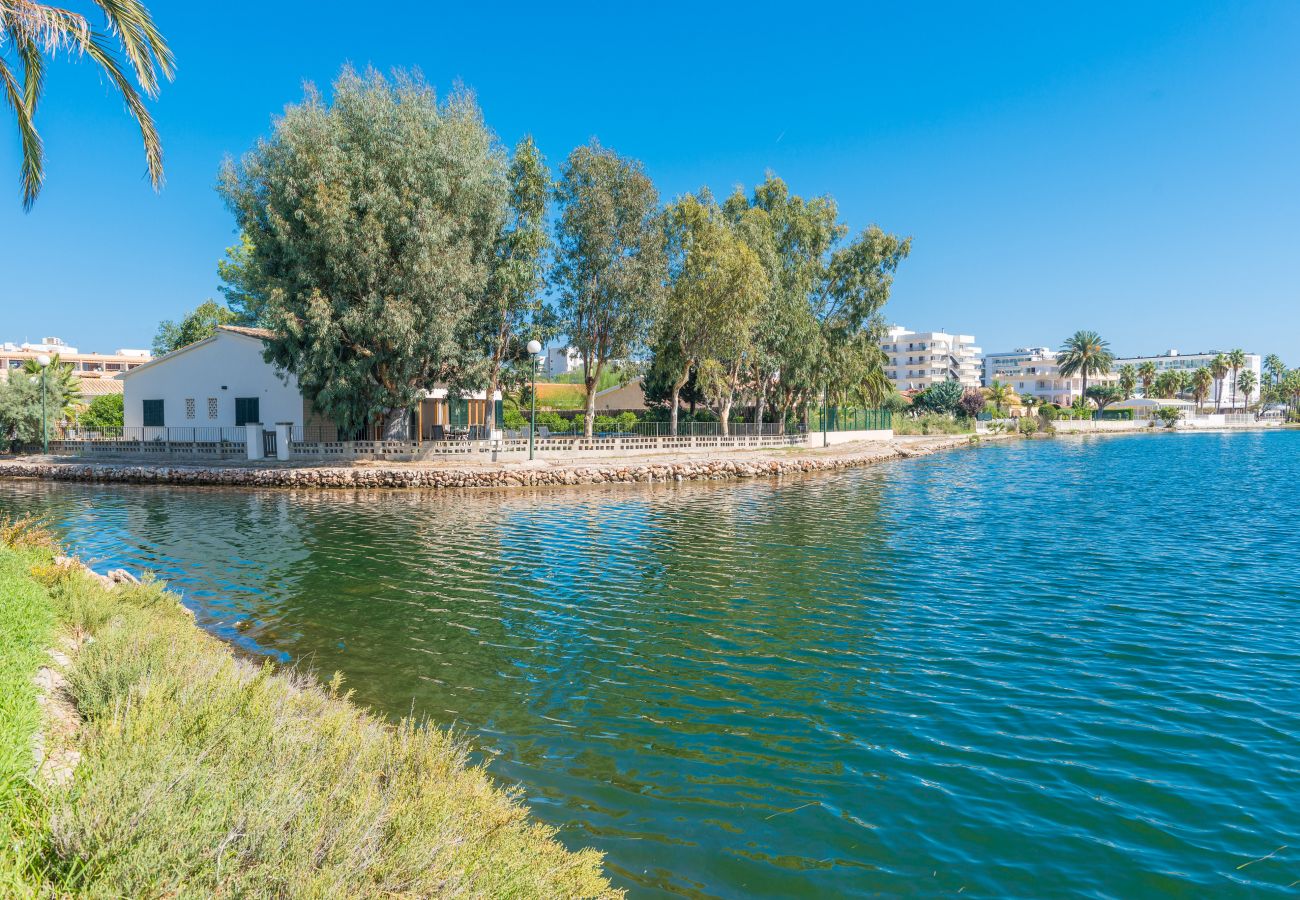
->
xmin=4 ymin=430 xmax=1299 ymax=897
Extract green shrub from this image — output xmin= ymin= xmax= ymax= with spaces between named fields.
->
xmin=893 ymin=413 xmax=972 ymax=436
xmin=1018 ymin=417 xmax=1038 ymax=435
xmin=615 ymin=411 xmax=639 ymax=432
xmin=80 ymin=394 xmax=124 ymax=429
xmin=1038 ymin=405 xmax=1058 ymax=422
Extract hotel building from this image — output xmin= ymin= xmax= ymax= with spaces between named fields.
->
xmin=881 ymin=326 xmax=982 ymax=391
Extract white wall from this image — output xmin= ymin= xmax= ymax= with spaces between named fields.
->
xmin=123 ymin=331 xmax=304 ymax=429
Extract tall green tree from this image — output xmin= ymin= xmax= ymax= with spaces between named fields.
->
xmin=552 ymin=139 xmax=666 ymax=437
xmin=1056 ymin=330 xmax=1114 ymax=403
xmin=152 ymin=299 xmax=240 ymax=355
xmin=1137 ymin=361 xmax=1157 ymax=397
xmin=722 ymin=174 xmax=909 ymax=425
xmin=658 ymin=193 xmax=768 ymax=435
xmin=1 ymin=0 xmax=172 ymax=208
xmin=216 ymin=233 xmax=266 ymax=326
xmin=218 ymin=67 xmax=507 ymax=436
xmin=469 ymin=135 xmax=552 ymax=434
xmin=1117 ymin=364 xmax=1136 ymax=400
xmin=1209 ymin=353 xmax=1229 ymax=413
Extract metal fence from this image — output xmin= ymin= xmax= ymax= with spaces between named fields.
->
xmin=50 ymin=425 xmax=248 ymax=443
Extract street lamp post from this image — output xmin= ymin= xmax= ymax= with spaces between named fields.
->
xmin=527 ymin=340 xmax=542 ymax=461
xmin=37 ymin=353 xmax=51 ymax=454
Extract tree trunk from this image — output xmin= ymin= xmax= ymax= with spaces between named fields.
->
xmin=720 ymin=396 xmax=732 ymax=436
xmin=669 ymin=367 xmax=689 ymax=437
xmin=583 ymin=365 xmax=600 ymax=438
xmin=484 ymin=363 xmax=500 ymax=436
xmin=754 ymin=384 xmax=767 ymax=436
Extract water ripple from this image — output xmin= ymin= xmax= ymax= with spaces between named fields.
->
xmin=3 ymin=430 xmax=1298 ymax=897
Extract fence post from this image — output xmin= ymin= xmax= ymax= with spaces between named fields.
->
xmin=246 ymin=423 xmax=264 ymax=461
xmin=275 ymin=422 xmax=292 ymax=461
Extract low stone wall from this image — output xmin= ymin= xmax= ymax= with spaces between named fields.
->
xmin=1053 ymin=419 xmax=1154 ymax=433
xmin=0 ymin=437 xmax=975 ymax=491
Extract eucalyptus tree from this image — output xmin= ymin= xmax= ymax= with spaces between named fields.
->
xmin=1 ymin=0 xmax=172 ymax=207
xmin=1237 ymin=369 xmax=1257 ymax=411
xmin=1209 ymin=354 xmax=1229 ymax=413
xmin=1192 ymin=367 xmax=1212 ymax=411
xmin=658 ymin=192 xmax=768 ymax=435
xmin=722 ymin=174 xmax=909 ymax=425
xmin=553 ymin=139 xmax=667 ymax=437
xmin=219 ymin=67 xmax=508 ymax=437
xmin=469 ymin=136 xmax=552 ymax=434
xmin=1137 ymin=361 xmax=1157 ymax=397
xmin=1117 ymin=364 xmax=1136 ymax=399
xmin=1226 ymin=348 xmax=1246 ymax=411
xmin=1056 ymin=330 xmax=1114 ymax=401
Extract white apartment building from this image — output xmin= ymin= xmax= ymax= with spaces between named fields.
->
xmin=1113 ymin=350 xmax=1262 ymax=409
xmin=983 ymin=347 xmax=1054 ymax=386
xmin=996 ymin=358 xmax=1119 ymax=407
xmin=881 ymin=326 xmax=982 ymax=391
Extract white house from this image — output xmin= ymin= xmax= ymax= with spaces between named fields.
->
xmin=122 ymin=326 xmax=501 ymax=441
xmin=1112 ymin=349 xmax=1262 ymax=409
xmin=982 ymin=347 xmax=1054 ymax=386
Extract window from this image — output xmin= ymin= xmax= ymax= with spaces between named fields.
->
xmin=207 ymin=397 xmax=218 ymax=419
xmin=185 ymin=398 xmax=196 ymax=419
xmin=234 ymin=397 xmax=260 ymax=426
xmin=142 ymin=399 xmax=164 ymax=427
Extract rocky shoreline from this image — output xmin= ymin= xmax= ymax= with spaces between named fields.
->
xmin=0 ymin=435 xmax=984 ymax=491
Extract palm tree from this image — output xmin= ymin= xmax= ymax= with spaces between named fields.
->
xmin=986 ymin=380 xmax=1011 ymax=416
xmin=1138 ymin=361 xmax=1157 ymax=397
xmin=1237 ymin=370 xmax=1257 ymax=413
xmin=1191 ymin=367 xmax=1212 ymax=412
xmin=21 ymin=353 xmax=82 ymax=419
xmin=1264 ymin=354 xmax=1286 ymax=392
xmin=1226 ymin=349 xmax=1246 ymax=411
xmin=1209 ymin=354 xmax=1229 ymax=413
xmin=1117 ymin=364 xmax=1136 ymax=399
xmin=1056 ymin=330 xmax=1115 ymax=410
xmin=1 ymin=1 xmax=173 ymax=208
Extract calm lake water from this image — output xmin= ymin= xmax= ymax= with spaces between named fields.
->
xmin=3 ymin=431 xmax=1298 ymax=897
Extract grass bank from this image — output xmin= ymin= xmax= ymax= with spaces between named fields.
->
xmin=0 ymin=521 xmax=619 ymax=898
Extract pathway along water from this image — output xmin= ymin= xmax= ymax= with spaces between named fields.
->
xmin=3 ymin=430 xmax=1297 ymax=897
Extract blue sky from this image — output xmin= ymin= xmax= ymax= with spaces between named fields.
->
xmin=3 ymin=1 xmax=1298 ymax=359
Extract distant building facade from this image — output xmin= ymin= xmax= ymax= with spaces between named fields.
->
xmin=982 ymin=347 xmax=1054 ymax=386
xmin=0 ymin=336 xmax=150 ymax=381
xmin=1113 ymin=350 xmax=1262 ymax=409
xmin=996 ymin=358 xmax=1119 ymax=407
xmin=545 ymin=346 xmax=583 ymax=377
xmin=881 ymin=326 xmax=982 ymax=391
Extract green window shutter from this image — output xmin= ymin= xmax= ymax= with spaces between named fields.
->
xmin=142 ymin=399 xmax=164 ymax=427
xmin=235 ymin=397 xmax=260 ymax=427
xmin=494 ymin=398 xmax=503 ymax=426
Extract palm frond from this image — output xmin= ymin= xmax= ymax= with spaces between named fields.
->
xmin=88 ymin=0 xmax=173 ymax=96
xmin=81 ymin=27 xmax=163 ymax=189
xmin=0 ymin=1 xmax=91 ymax=54
xmin=0 ymin=57 xmax=43 ymax=208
